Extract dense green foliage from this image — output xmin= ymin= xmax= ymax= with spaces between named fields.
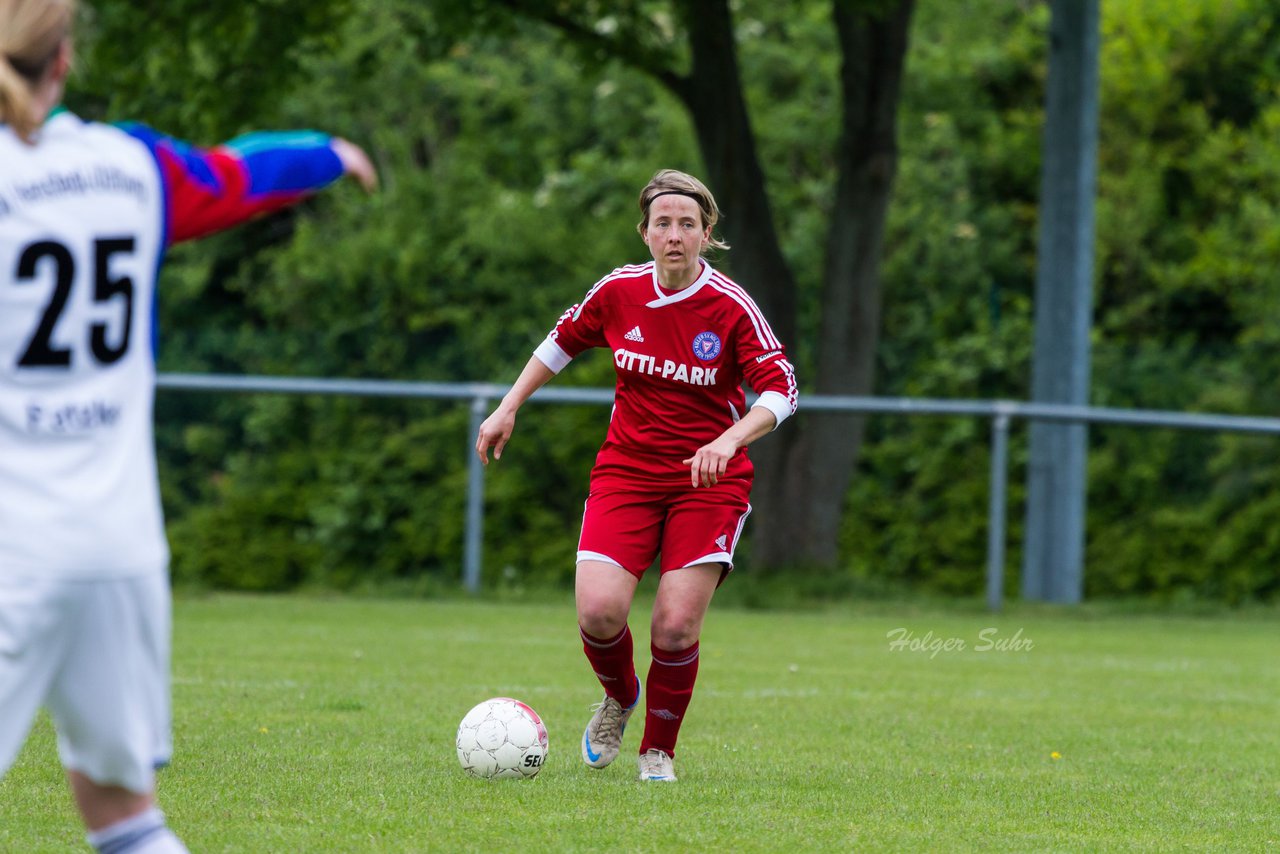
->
xmin=4 ymin=595 xmax=1277 ymax=849
xmin=65 ymin=0 xmax=1280 ymax=601
xmin=847 ymin=0 xmax=1280 ymax=602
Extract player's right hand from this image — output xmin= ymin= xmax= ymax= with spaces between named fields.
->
xmin=331 ymin=138 xmax=379 ymax=192
xmin=475 ymin=409 xmax=516 ymax=465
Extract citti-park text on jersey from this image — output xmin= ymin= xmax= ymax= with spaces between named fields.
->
xmin=614 ymin=348 xmax=718 ymax=386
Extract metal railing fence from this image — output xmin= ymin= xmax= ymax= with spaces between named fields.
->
xmin=156 ymin=372 xmax=1280 ymax=611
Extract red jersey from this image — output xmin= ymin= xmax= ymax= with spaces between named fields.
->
xmin=533 ymin=259 xmax=798 ymax=481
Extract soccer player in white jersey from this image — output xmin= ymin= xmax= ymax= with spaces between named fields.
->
xmin=0 ymin=1 xmax=377 ymax=851
xmin=476 ymin=169 xmax=798 ymax=782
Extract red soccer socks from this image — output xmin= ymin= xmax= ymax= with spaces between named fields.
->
xmin=580 ymin=624 xmax=639 ymax=707
xmin=640 ymin=640 xmax=699 ymax=757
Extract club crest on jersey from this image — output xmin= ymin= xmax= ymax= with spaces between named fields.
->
xmin=692 ymin=331 xmax=722 ymax=361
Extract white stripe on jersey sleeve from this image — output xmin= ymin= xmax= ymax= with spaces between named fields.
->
xmin=572 ymin=262 xmax=653 ymax=321
xmin=770 ymin=355 xmax=800 ymax=417
xmin=707 ymin=273 xmax=782 ymax=350
xmin=707 ymin=272 xmax=798 ymax=420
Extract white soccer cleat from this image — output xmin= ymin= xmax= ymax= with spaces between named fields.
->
xmin=581 ymin=677 xmax=639 ymax=768
xmin=637 ymin=748 xmax=677 ymax=782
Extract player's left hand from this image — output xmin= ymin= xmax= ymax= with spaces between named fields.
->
xmin=683 ymin=437 xmax=736 ymax=488
xmin=475 ymin=408 xmax=517 ymax=465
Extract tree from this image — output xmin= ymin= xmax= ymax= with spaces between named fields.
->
xmin=70 ymin=0 xmax=1280 ymax=601
xmin=437 ymin=0 xmax=917 ymax=570
xmin=75 ymin=0 xmax=352 ymax=139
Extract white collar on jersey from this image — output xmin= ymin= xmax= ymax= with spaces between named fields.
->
xmin=0 ymin=107 xmax=75 ymax=144
xmin=646 ymin=259 xmax=715 ymax=308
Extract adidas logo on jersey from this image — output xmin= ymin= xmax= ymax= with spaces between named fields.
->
xmin=715 ymin=534 xmax=728 ymax=550
xmin=624 ymin=326 xmax=645 ymax=342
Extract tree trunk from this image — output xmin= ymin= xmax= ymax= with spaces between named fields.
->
xmin=670 ymin=0 xmax=914 ymax=571
xmin=673 ymin=0 xmax=798 ymax=346
xmin=672 ymin=0 xmax=799 ymax=573
xmin=752 ymin=0 xmax=916 ymax=571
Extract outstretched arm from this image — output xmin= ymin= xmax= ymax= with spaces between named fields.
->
xmin=475 ymin=357 xmax=557 ymax=465
xmin=121 ymin=124 xmax=378 ymax=244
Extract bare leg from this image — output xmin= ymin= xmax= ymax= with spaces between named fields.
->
xmin=575 ymin=560 xmax=639 ymax=637
xmin=650 ymin=563 xmax=720 ymax=650
xmin=67 ymin=770 xmax=153 ymax=831
xmin=639 ymin=563 xmax=721 ymax=769
xmin=576 ymin=560 xmax=643 ymax=768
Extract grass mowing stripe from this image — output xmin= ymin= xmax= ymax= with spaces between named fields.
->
xmin=1 ymin=594 xmax=1276 ymax=852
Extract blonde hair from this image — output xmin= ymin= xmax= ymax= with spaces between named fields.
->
xmin=0 ymin=0 xmax=75 ymax=143
xmin=637 ymin=169 xmax=730 ymax=252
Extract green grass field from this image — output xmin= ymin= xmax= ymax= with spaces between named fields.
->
xmin=2 ymin=593 xmax=1276 ymax=852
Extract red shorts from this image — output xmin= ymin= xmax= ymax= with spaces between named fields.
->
xmin=576 ymin=472 xmax=752 ymax=582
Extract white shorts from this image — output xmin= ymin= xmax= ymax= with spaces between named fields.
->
xmin=0 ymin=572 xmax=172 ymax=794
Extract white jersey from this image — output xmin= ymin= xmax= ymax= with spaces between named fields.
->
xmin=0 ymin=115 xmax=167 ymax=579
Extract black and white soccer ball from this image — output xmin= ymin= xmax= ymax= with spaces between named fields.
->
xmin=456 ymin=697 xmax=548 ymax=780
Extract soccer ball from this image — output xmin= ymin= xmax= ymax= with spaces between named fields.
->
xmin=456 ymin=697 xmax=548 ymax=780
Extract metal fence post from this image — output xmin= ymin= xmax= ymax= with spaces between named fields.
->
xmin=986 ymin=408 xmax=1012 ymax=612
xmin=463 ymin=395 xmax=489 ymax=592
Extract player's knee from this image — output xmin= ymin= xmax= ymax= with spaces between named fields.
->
xmin=650 ymin=614 xmax=700 ymax=651
xmin=576 ymin=597 xmax=628 ymax=638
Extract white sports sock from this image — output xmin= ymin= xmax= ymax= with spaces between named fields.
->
xmin=86 ymin=807 xmax=189 ymax=854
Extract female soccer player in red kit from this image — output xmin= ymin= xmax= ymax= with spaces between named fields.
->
xmin=476 ymin=169 xmax=798 ymax=781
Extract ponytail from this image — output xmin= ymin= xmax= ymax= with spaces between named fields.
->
xmin=0 ymin=0 xmax=75 ymax=144
xmin=0 ymin=54 xmax=39 ymax=143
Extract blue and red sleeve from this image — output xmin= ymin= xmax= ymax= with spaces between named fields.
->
xmin=120 ymin=123 xmax=345 ymax=246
